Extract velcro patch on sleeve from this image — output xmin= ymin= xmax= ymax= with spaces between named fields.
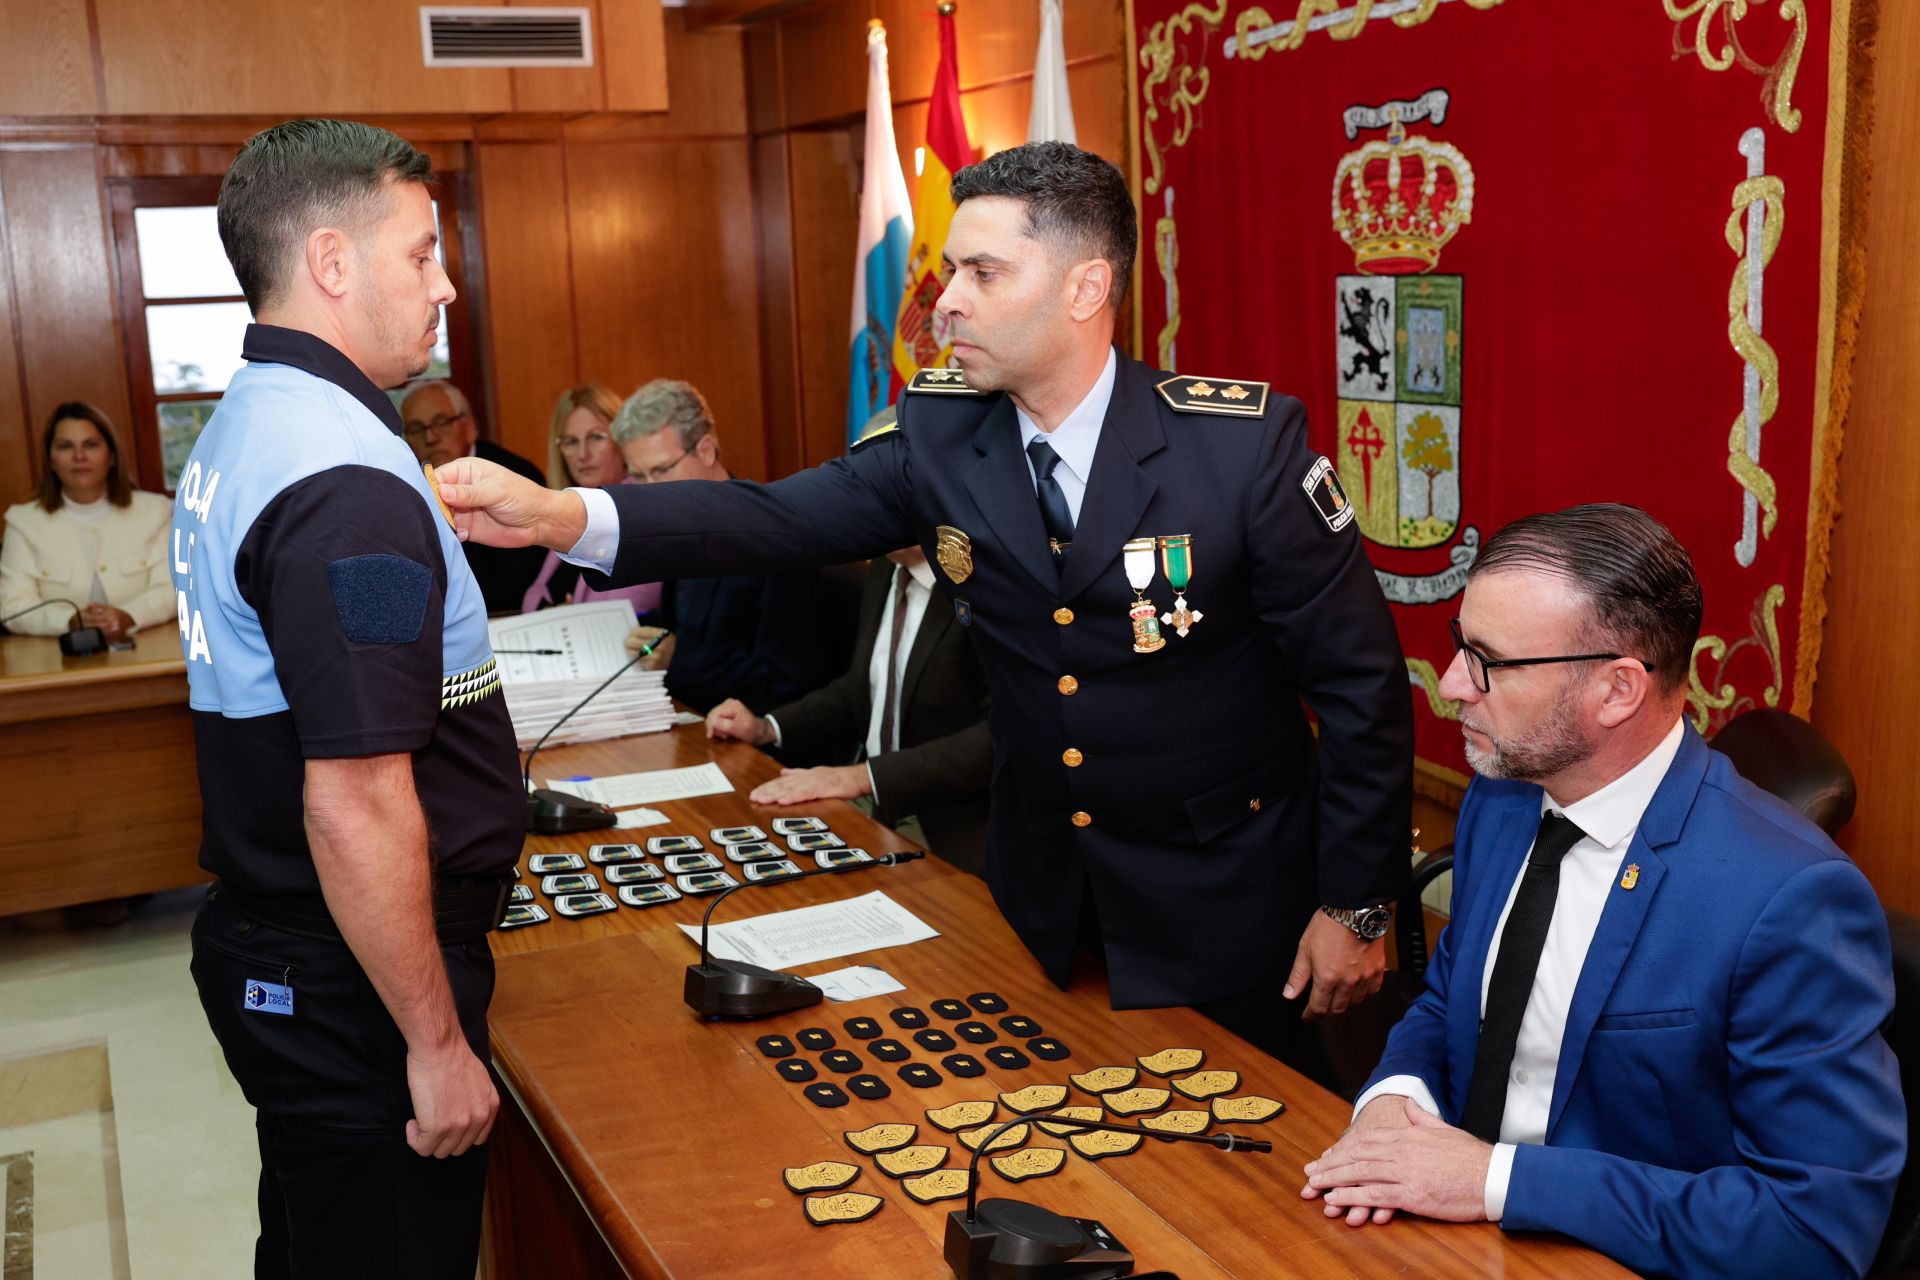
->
xmin=327 ymin=554 xmax=431 ymax=645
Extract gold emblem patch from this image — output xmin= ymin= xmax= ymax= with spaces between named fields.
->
xmin=935 ymin=525 xmax=973 ymax=584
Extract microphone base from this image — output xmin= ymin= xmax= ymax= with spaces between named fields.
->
xmin=944 ymin=1200 xmax=1133 ymax=1279
xmin=525 ymin=788 xmax=618 ymax=835
xmin=60 ymin=626 xmax=106 ymax=657
xmin=683 ymin=960 xmax=823 ymax=1021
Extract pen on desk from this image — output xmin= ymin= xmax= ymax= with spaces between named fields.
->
xmin=495 ymin=648 xmax=565 ymax=655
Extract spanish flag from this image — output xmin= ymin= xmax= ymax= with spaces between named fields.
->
xmin=890 ymin=3 xmax=973 ymax=388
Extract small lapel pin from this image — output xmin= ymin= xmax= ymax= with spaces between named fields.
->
xmin=1620 ymin=863 xmax=1640 ymax=891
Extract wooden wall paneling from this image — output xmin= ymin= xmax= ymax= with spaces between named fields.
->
xmin=565 ymin=139 xmax=769 ymax=481
xmin=91 ymin=0 xmax=515 ymax=116
xmin=1810 ymin=0 xmax=1920 ymax=912
xmin=0 ymin=0 xmax=98 ymax=116
xmin=786 ymin=127 xmax=862 ymax=469
xmin=753 ymin=134 xmax=805 ymax=480
xmin=565 ymin=13 xmax=748 ymax=141
xmin=0 ymin=148 xmax=134 ymax=483
xmin=0 ymin=178 xmax=29 ymax=514
xmin=775 ymin=0 xmax=873 ymax=129
xmin=745 ymin=21 xmax=786 ymax=136
xmin=598 ymin=0 xmax=672 ymax=113
xmin=474 ymin=141 xmax=582 ymax=465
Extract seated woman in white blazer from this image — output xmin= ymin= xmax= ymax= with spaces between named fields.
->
xmin=1 ymin=402 xmax=172 ymax=641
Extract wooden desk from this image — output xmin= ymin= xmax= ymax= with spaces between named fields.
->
xmin=0 ymin=629 xmax=205 ymax=914
xmin=484 ymin=726 xmax=1628 ymax=1280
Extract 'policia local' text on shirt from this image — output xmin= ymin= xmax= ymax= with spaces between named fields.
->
xmin=169 ymin=325 xmax=523 ymax=897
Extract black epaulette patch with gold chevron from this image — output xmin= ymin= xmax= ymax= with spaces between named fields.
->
xmin=905 ymin=368 xmax=988 ymax=396
xmin=1155 ymin=376 xmax=1271 ymax=418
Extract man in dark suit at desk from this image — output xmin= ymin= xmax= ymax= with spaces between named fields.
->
xmin=401 ymin=379 xmax=546 ymax=613
xmin=1303 ymin=505 xmax=1903 ymax=1279
xmin=432 ymin=142 xmax=1413 ymax=1054
xmin=613 ymin=379 xmax=843 ymax=715
xmin=705 ymin=536 xmax=994 ymax=874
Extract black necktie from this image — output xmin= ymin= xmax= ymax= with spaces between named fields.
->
xmin=1026 ymin=437 xmax=1075 ymax=555
xmin=878 ymin=567 xmax=911 ymax=753
xmin=1460 ymin=809 xmax=1587 ymax=1143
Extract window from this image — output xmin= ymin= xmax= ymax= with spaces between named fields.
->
xmin=108 ymin=174 xmax=484 ymax=493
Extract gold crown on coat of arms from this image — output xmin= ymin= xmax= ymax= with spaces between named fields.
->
xmin=1331 ymin=111 xmax=1475 ymax=276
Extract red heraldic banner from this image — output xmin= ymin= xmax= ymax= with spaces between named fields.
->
xmin=1129 ymin=0 xmax=1876 ymax=784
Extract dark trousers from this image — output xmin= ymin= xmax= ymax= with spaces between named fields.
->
xmin=191 ymin=887 xmax=496 ymax=1279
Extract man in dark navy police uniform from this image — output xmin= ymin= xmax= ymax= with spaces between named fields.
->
xmin=172 ymin=120 xmax=523 ymax=1277
xmin=439 ymin=142 xmax=1413 ymax=1050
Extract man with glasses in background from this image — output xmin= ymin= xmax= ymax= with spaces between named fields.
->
xmin=400 ymin=378 xmax=545 ymax=612
xmin=608 ymin=379 xmax=846 ymax=715
xmin=1301 ymin=504 xmax=1902 ymax=1280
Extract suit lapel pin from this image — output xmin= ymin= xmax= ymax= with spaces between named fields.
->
xmin=1158 ymin=534 xmax=1202 ymax=637
xmin=1620 ymin=863 xmax=1640 ymax=891
xmin=1122 ymin=537 xmax=1166 ymax=653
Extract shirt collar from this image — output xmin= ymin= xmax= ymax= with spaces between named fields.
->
xmin=904 ymin=557 xmax=936 ymax=592
xmin=240 ymin=324 xmax=405 ymax=437
xmin=1545 ymin=717 xmax=1686 ymax=850
xmin=1014 ymin=347 xmax=1118 ymax=484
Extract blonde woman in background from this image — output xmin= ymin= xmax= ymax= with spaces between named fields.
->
xmin=520 ymin=384 xmax=662 ymax=615
xmin=1 ymin=402 xmax=172 ymax=640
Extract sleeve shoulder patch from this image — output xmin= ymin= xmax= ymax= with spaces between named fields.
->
xmin=1155 ymin=375 xmax=1271 ymax=418
xmin=1300 ymin=456 xmax=1356 ymax=535
xmin=328 ymin=553 xmax=432 ymax=645
xmin=904 ymin=368 xmax=988 ymax=397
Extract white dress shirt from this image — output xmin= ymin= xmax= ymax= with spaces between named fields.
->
xmin=761 ymin=558 xmax=935 ymax=804
xmin=1014 ymin=346 xmax=1116 ymax=527
xmin=564 ymin=350 xmax=1120 ymax=566
xmin=1353 ymin=717 xmax=1685 ymax=1220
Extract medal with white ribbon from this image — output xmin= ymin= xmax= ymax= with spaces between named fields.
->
xmin=1159 ymin=534 xmax=1201 ymax=637
xmin=1123 ymin=536 xmax=1166 ymax=653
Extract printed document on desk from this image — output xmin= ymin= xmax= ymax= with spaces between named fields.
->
xmin=676 ymin=890 xmax=939 ymax=969
xmin=545 ymin=762 xmax=734 ymax=808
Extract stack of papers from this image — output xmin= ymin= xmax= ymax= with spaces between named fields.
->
xmin=487 ymin=600 xmax=675 ymax=749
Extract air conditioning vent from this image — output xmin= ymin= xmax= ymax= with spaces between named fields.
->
xmin=420 ymin=7 xmax=593 ymax=68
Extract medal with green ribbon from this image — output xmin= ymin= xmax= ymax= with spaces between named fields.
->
xmin=1123 ymin=536 xmax=1166 ymax=653
xmin=1159 ymin=534 xmax=1202 ymax=637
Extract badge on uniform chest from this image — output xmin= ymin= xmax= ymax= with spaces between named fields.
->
xmin=1122 ymin=534 xmax=1202 ymax=652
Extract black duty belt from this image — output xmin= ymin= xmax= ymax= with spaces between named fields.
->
xmin=218 ymin=874 xmax=513 ymax=946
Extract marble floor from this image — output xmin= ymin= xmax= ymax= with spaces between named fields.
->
xmin=0 ymin=888 xmax=257 ymax=1279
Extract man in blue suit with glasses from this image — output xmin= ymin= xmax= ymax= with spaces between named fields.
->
xmin=1304 ymin=504 xmax=1903 ymax=1279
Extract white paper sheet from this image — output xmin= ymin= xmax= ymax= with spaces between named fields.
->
xmin=810 ymin=966 xmax=907 ymax=1003
xmin=545 ymin=762 xmax=735 ymax=809
xmin=676 ymin=890 xmax=938 ymax=969
xmin=487 ymin=600 xmax=640 ymax=683
xmin=613 ymin=807 xmax=671 ymax=830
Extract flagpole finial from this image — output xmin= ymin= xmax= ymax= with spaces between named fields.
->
xmin=937 ymin=1 xmax=956 ymax=14
xmin=868 ymin=16 xmax=883 ymax=29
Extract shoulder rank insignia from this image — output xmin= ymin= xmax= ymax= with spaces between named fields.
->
xmin=1155 ymin=376 xmax=1271 ymax=419
xmin=905 ymin=367 xmax=988 ymax=396
xmin=850 ymin=419 xmax=900 ymax=453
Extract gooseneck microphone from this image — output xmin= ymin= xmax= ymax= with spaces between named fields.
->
xmin=684 ymin=849 xmax=926 ymax=1020
xmin=946 ymin=1113 xmax=1270 ymax=1280
xmin=520 ymin=630 xmax=670 ymax=834
xmin=2 ymin=598 xmax=105 ymax=655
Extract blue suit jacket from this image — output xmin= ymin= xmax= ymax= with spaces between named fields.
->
xmin=1365 ymin=726 xmax=1904 ymax=1278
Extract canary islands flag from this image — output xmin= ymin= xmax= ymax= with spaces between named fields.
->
xmin=847 ymin=21 xmax=914 ymax=444
xmin=891 ymin=4 xmax=972 ymax=385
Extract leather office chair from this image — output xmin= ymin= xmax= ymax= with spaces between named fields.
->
xmin=1875 ymin=908 xmax=1920 ymax=1274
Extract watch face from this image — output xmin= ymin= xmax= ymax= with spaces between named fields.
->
xmin=1358 ymin=907 xmax=1393 ymax=940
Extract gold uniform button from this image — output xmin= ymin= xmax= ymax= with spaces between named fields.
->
xmin=1248 ymin=798 xmax=1262 ymax=813
xmin=1070 ymin=811 xmax=1092 ymax=828
xmin=1053 ymin=607 xmax=1074 ymax=626
xmin=1062 ymin=748 xmax=1084 ymax=768
xmin=1057 ymin=675 xmax=1079 ymax=696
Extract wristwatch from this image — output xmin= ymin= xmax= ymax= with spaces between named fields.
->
xmin=1322 ymin=904 xmax=1392 ymax=942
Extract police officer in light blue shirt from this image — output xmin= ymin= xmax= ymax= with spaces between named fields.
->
xmin=171 ymin=119 xmax=522 ymax=1279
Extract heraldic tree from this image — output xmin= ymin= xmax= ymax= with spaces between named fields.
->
xmin=1403 ymin=411 xmax=1453 ymax=520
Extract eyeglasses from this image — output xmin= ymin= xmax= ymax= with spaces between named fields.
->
xmin=402 ymin=410 xmax=468 ymax=441
xmin=1448 ymin=617 xmax=1651 ymax=694
xmin=637 ymin=446 xmax=695 ymax=483
xmin=557 ymin=431 xmax=613 ymax=455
